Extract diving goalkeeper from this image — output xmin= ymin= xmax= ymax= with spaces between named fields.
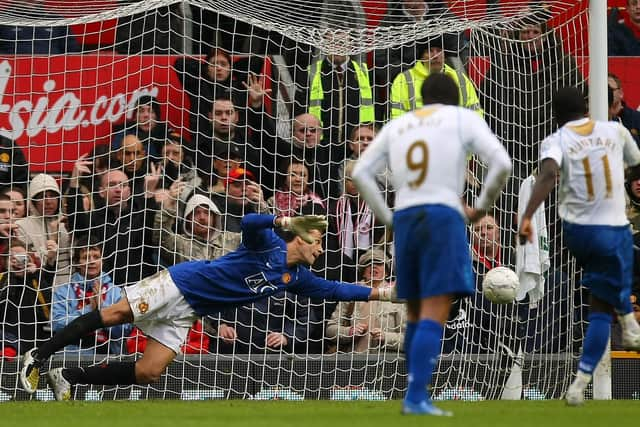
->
xmin=20 ymin=213 xmax=397 ymax=400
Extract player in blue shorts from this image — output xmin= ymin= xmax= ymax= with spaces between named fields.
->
xmin=353 ymin=73 xmax=511 ymax=416
xmin=519 ymin=87 xmax=640 ymax=406
xmin=20 ymin=213 xmax=398 ymax=400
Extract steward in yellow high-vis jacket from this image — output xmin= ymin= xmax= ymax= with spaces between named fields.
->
xmin=390 ymin=38 xmax=483 ymax=119
xmin=305 ymin=55 xmax=375 ymax=145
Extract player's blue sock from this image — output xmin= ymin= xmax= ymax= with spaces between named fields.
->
xmin=578 ymin=312 xmax=612 ymax=374
xmin=405 ymin=318 xmax=443 ymax=405
xmin=404 ymin=321 xmax=417 ymax=367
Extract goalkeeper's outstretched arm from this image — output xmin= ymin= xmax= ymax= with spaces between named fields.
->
xmin=289 ymin=269 xmax=400 ymax=302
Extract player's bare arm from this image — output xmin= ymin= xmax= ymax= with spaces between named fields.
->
xmin=518 ymin=158 xmax=559 ymax=244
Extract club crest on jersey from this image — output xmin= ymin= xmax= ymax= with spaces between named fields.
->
xmin=281 ymin=272 xmax=291 ymax=284
xmin=137 ymin=301 xmax=149 ymax=314
xmin=245 ymin=272 xmax=278 ymax=294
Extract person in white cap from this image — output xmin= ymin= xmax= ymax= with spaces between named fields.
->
xmin=326 ymin=248 xmax=405 ymax=353
xmin=15 ymin=173 xmax=70 ymax=286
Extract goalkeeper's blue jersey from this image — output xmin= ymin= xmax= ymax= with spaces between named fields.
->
xmin=168 ymin=213 xmax=372 ymax=316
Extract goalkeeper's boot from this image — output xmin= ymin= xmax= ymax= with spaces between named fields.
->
xmin=565 ymin=381 xmax=585 ymax=406
xmin=47 ymin=368 xmax=72 ymax=401
xmin=402 ymin=400 xmax=453 ymax=416
xmin=622 ymin=330 xmax=640 ymax=351
xmin=19 ymin=348 xmax=42 ymax=394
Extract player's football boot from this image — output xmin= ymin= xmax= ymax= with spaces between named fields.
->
xmin=565 ymin=382 xmax=585 ymax=406
xmin=20 ymin=348 xmax=41 ymax=394
xmin=402 ymin=400 xmax=453 ymax=416
xmin=47 ymin=368 xmax=72 ymax=401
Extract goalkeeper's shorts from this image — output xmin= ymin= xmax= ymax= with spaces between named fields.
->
xmin=393 ymin=204 xmax=474 ymax=300
xmin=123 ymin=270 xmax=198 ymax=354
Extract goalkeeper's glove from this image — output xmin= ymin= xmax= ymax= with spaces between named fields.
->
xmin=280 ymin=215 xmax=328 ymax=244
xmin=377 ymin=285 xmax=404 ymax=303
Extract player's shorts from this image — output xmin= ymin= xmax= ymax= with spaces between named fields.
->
xmin=393 ymin=204 xmax=474 ymax=300
xmin=563 ymin=221 xmax=633 ymax=311
xmin=123 ymin=270 xmax=198 ymax=354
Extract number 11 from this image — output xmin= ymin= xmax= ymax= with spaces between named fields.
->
xmin=582 ymin=154 xmax=612 ymax=201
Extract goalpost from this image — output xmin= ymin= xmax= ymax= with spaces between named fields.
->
xmin=0 ymin=0 xmax=614 ymax=401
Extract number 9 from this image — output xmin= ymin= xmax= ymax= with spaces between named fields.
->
xmin=407 ymin=140 xmax=429 ymax=189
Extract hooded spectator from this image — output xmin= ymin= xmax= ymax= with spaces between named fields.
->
xmin=154 ymin=193 xmax=241 ymax=265
xmin=15 ymin=174 xmax=71 ymax=286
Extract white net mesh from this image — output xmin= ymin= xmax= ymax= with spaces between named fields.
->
xmin=0 ymin=0 xmax=597 ymax=401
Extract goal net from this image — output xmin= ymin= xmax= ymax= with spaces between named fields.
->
xmin=0 ymin=0 xmax=596 ymax=401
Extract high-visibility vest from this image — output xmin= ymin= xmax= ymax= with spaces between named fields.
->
xmin=308 ymin=59 xmax=375 ymax=126
xmin=390 ymin=62 xmax=483 ymax=119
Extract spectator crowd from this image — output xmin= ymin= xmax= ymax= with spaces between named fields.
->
xmin=0 ymin=0 xmax=638 ymax=371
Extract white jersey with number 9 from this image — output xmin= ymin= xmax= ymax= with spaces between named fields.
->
xmin=540 ymin=118 xmax=640 ymax=226
xmin=377 ymin=105 xmax=508 ymax=215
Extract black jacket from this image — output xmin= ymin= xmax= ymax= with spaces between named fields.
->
xmin=0 ymin=135 xmax=28 ymax=189
xmin=66 ymin=188 xmax=159 ymax=286
xmin=480 ymin=30 xmax=584 ymax=178
xmin=0 ymin=270 xmax=52 ymax=354
xmin=214 ymin=290 xmax=321 ymax=354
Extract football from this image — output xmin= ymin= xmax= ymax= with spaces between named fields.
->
xmin=482 ymin=266 xmax=519 ymax=304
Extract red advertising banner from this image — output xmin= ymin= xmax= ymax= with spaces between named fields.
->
xmin=0 ymin=54 xmax=189 ymax=173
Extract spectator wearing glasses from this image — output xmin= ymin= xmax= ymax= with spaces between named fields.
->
xmin=608 ymin=73 xmax=640 ymax=147
xmin=255 ymin=112 xmax=331 ymax=200
xmin=66 ymin=165 xmax=159 ymax=286
xmin=270 ymin=113 xmax=331 ymax=200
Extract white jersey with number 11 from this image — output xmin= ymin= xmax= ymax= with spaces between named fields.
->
xmin=540 ymin=118 xmax=640 ymax=226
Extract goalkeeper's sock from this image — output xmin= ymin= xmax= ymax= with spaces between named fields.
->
xmin=37 ymin=310 xmax=104 ymax=361
xmin=404 ymin=319 xmax=443 ymax=405
xmin=404 ymin=321 xmax=417 ymax=368
xmin=62 ymin=362 xmax=137 ymax=386
xmin=577 ymin=312 xmax=612 ymax=375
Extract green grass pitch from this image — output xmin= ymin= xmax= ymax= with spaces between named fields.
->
xmin=0 ymin=400 xmax=636 ymax=427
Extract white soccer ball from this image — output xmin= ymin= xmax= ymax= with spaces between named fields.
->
xmin=482 ymin=266 xmax=519 ymax=304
